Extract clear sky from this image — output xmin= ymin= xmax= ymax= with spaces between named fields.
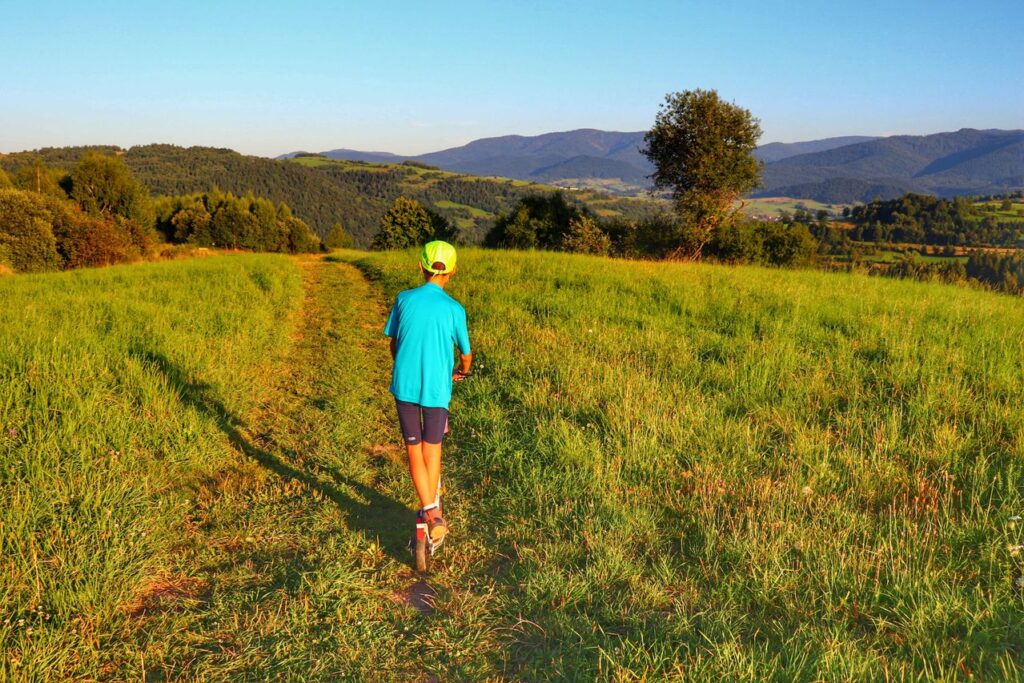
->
xmin=2 ymin=0 xmax=1021 ymax=157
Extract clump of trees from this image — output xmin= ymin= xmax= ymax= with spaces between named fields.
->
xmin=484 ymin=191 xmax=586 ymax=250
xmin=0 ymin=152 xmax=159 ymax=272
xmin=480 ymin=190 xmax=819 ymax=267
xmin=371 ymin=197 xmax=457 ymax=249
xmin=155 ymin=191 xmax=321 ymax=253
xmin=965 ymin=251 xmax=1024 ymax=293
xmin=0 ymin=187 xmax=156 ymax=272
xmin=847 ymin=193 xmax=1024 ymax=247
xmin=0 ymin=152 xmax=320 ymax=275
xmin=706 ymin=219 xmax=818 ymax=266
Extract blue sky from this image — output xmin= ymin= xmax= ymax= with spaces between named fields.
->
xmin=2 ymin=0 xmax=1021 ymax=156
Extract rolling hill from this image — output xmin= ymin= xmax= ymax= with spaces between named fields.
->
xmin=284 ymin=128 xmax=1024 ymax=202
xmin=753 ymin=136 xmax=880 ymax=162
xmin=757 ymin=128 xmax=1024 ymax=202
xmin=0 ymin=145 xmax=661 ymax=247
xmin=5 ymin=248 xmax=1022 ymax=679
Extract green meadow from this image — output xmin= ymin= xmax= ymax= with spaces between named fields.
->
xmin=2 ymin=249 xmax=1023 ymax=680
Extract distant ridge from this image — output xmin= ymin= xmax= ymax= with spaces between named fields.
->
xmin=278 ymin=127 xmax=1024 ymax=201
xmin=754 ymin=136 xmax=880 ymax=163
xmin=756 ymin=128 xmax=1024 ymax=202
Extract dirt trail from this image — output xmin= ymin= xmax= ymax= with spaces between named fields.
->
xmin=122 ymin=255 xmax=445 ymax=679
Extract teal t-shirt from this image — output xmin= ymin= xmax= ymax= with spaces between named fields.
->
xmin=384 ymin=282 xmax=471 ymax=409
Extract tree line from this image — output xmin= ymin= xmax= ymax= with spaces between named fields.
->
xmin=155 ymin=191 xmax=322 ymax=254
xmin=369 ymin=190 xmax=818 ymax=267
xmin=845 ymin=193 xmax=1024 ymax=247
xmin=0 ymin=153 xmax=322 ymax=274
xmin=859 ymin=250 xmax=1024 ymax=295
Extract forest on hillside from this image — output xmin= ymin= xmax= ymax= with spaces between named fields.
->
xmin=1 ymin=146 xmax=656 ymax=247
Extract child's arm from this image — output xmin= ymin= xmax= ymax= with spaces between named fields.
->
xmin=453 ymin=352 xmax=472 ymax=381
xmin=453 ymin=306 xmax=472 ymax=380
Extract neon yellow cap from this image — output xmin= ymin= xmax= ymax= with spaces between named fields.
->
xmin=420 ymin=240 xmax=458 ymax=274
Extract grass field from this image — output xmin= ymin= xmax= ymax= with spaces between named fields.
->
xmin=975 ymin=199 xmax=1024 ymax=222
xmin=741 ymin=197 xmax=851 ymax=219
xmin=2 ymin=249 xmax=1023 ymax=680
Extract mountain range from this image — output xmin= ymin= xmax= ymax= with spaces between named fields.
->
xmin=281 ymin=128 xmax=1024 ymax=203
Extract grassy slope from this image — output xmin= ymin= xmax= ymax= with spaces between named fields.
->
xmin=0 ymin=253 xmax=516 ymax=680
xmin=352 ymin=249 xmax=1024 ymax=680
xmin=0 ymin=256 xmax=302 ymax=677
xmin=3 ymin=249 xmax=1023 ymax=680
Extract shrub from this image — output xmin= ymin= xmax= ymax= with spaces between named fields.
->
xmin=485 ymin=192 xmax=585 ymax=250
xmin=325 ymin=222 xmax=354 ymax=249
xmin=53 ymin=212 xmax=140 ymax=269
xmin=562 ymin=215 xmax=611 ymax=256
xmin=0 ymin=189 xmax=61 ymax=272
xmin=707 ymin=220 xmax=819 ymax=267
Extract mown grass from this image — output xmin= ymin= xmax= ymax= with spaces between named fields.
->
xmin=351 ymin=248 xmax=1024 ymax=680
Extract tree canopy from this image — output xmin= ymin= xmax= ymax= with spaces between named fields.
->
xmin=69 ymin=153 xmax=154 ymax=226
xmin=643 ymin=89 xmax=763 ymax=256
xmin=372 ymin=197 xmax=457 ymax=250
xmin=484 ymin=191 xmax=587 ymax=250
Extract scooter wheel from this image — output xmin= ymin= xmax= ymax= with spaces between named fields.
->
xmin=415 ymin=535 xmax=430 ymax=573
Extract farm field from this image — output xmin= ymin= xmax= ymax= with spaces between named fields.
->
xmin=2 ymin=249 xmax=1024 ymax=680
xmin=740 ymin=196 xmax=849 ymax=218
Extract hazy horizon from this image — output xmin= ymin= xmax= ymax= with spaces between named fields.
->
xmin=3 ymin=1 xmax=1022 ymax=158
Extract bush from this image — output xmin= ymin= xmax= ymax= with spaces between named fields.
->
xmin=707 ymin=220 xmax=818 ymax=267
xmin=0 ymin=189 xmax=61 ymax=272
xmin=51 ymin=207 xmax=141 ymax=269
xmin=562 ymin=215 xmax=611 ymax=255
xmin=325 ymin=222 xmax=354 ymax=249
xmin=485 ymin=192 xmax=585 ymax=250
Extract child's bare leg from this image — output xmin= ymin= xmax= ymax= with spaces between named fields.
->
xmin=421 ymin=440 xmax=442 ymax=507
xmin=405 ymin=443 xmax=436 ymax=509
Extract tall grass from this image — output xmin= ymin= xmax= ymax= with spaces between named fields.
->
xmin=353 ymin=248 xmax=1024 ymax=680
xmin=3 ymin=247 xmax=1022 ymax=680
xmin=0 ymin=255 xmax=301 ymax=678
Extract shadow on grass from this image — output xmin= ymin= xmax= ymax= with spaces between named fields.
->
xmin=132 ymin=347 xmax=415 ymax=565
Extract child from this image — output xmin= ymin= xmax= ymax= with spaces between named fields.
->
xmin=384 ymin=241 xmax=472 ymax=545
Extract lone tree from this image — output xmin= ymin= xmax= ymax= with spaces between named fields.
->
xmin=643 ymin=89 xmax=763 ymax=258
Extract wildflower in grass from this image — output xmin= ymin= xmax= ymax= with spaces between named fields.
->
xmin=1010 ymin=516 xmax=1021 ymax=529
xmin=802 ymin=485 xmax=814 ymax=496
xmin=1016 ymin=575 xmax=1024 ymax=589
xmin=6 ymin=427 xmax=15 ymax=437
xmin=1009 ymin=544 xmax=1024 ymax=556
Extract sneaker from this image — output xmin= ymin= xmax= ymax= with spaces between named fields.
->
xmin=424 ymin=507 xmax=448 ymax=544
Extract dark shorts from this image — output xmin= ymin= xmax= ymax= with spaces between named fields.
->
xmin=395 ymin=400 xmax=449 ymax=445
